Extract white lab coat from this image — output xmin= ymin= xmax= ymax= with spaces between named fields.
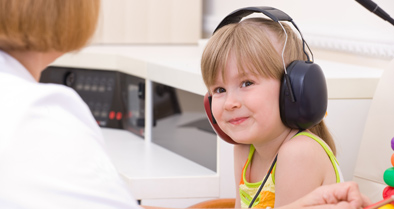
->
xmin=0 ymin=50 xmax=141 ymax=209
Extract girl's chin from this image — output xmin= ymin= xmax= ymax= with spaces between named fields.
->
xmin=230 ymin=136 xmax=253 ymax=144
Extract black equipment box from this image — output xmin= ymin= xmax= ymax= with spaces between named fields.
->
xmin=40 ymin=66 xmax=181 ymax=138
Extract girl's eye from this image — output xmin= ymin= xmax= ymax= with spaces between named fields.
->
xmin=241 ymin=80 xmax=253 ymax=87
xmin=213 ymin=87 xmax=226 ymax=94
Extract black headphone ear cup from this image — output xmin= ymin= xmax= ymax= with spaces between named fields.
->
xmin=280 ymin=60 xmax=328 ymax=129
xmin=203 ymin=93 xmax=239 ymax=144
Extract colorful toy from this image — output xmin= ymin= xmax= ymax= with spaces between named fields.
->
xmin=392 ymin=153 xmax=394 ymax=167
xmin=378 ymin=204 xmax=394 ymax=209
xmin=364 ymin=196 xmax=394 ymax=209
xmin=364 ymin=138 xmax=394 ymax=209
xmin=378 ymin=137 xmax=394 ymax=207
xmin=384 ymin=168 xmax=394 ymax=187
xmin=378 ymin=137 xmax=394 ymax=208
xmin=383 ymin=186 xmax=394 ymax=200
xmin=391 ymin=137 xmax=394 ymax=151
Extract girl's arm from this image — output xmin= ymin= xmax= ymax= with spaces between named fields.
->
xmin=234 ymin=144 xmax=249 ymax=208
xmin=274 ymin=134 xmax=337 ymax=207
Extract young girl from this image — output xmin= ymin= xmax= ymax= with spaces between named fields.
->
xmin=201 ymin=17 xmax=343 ymax=208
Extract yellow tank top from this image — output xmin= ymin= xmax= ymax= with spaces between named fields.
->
xmin=239 ymin=132 xmax=343 ymax=208
xmin=239 ymin=144 xmax=275 ymax=208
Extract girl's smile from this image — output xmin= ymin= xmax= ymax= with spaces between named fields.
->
xmin=228 ymin=116 xmax=249 ymax=125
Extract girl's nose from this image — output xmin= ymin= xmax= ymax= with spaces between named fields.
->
xmin=224 ymin=92 xmax=241 ymax=111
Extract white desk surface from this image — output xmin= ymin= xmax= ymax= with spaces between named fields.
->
xmin=52 ymin=44 xmax=384 ymax=99
xmin=101 ymin=128 xmax=218 ymax=200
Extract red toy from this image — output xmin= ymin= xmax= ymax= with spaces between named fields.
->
xmin=383 ymin=186 xmax=394 ymax=204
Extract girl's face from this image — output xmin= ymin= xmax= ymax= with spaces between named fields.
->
xmin=209 ymin=55 xmax=287 ymax=145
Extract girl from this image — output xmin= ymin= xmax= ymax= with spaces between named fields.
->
xmin=201 ymin=17 xmax=343 ymax=208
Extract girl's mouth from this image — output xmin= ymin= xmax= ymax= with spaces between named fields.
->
xmin=228 ymin=117 xmax=248 ymax=125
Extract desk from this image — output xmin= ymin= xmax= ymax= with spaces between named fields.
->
xmin=101 ymin=127 xmax=218 ymax=200
xmin=52 ymin=44 xmax=384 ymax=204
xmin=53 ymin=45 xmax=383 ymax=99
xmin=53 ymin=45 xmax=206 ymax=96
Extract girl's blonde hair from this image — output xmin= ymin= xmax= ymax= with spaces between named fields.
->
xmin=0 ymin=0 xmax=100 ymax=52
xmin=201 ymin=18 xmax=336 ymax=155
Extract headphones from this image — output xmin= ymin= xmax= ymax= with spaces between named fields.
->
xmin=203 ymin=6 xmax=328 ymax=144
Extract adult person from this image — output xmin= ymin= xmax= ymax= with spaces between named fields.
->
xmin=280 ymin=182 xmax=371 ymax=209
xmin=0 ymin=1 xmax=140 ymax=208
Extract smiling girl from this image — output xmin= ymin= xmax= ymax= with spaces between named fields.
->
xmin=201 ymin=16 xmax=343 ymax=208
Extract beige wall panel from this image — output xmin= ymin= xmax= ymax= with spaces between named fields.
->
xmin=94 ymin=0 xmax=202 ymax=44
xmin=170 ymin=0 xmax=202 ymax=43
xmin=147 ymin=0 xmax=172 ymax=43
xmin=124 ymin=0 xmax=149 ymax=43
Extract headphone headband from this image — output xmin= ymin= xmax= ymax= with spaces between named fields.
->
xmin=213 ymin=6 xmax=313 ymax=63
xmin=214 ymin=7 xmax=293 ymax=34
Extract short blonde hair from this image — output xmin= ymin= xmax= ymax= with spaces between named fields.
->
xmin=0 ymin=0 xmax=100 ymax=52
xmin=201 ymin=18 xmax=304 ymax=89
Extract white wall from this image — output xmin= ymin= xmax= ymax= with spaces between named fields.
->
xmin=202 ymin=0 xmax=394 ymax=64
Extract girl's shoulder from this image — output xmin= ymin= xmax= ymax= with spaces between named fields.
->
xmin=278 ymin=131 xmax=330 ymax=161
xmin=274 ymin=132 xmax=337 ymax=206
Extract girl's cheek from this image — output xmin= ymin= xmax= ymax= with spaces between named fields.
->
xmin=212 ymin=102 xmax=222 ymax=120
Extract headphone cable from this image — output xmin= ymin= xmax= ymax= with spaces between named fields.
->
xmin=248 ymin=154 xmax=278 ymax=208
